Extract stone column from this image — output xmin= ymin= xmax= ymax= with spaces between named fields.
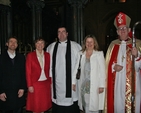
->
xmin=27 ymin=0 xmax=45 ymax=41
xmin=68 ymin=0 xmax=88 ymax=45
xmin=0 ymin=1 xmax=12 ymax=54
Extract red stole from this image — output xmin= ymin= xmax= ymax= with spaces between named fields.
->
xmin=107 ymin=44 xmax=119 ymax=113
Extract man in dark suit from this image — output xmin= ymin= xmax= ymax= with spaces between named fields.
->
xmin=0 ymin=36 xmax=26 ymax=113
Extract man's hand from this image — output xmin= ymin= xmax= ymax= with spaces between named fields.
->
xmin=28 ymin=86 xmax=34 ymax=93
xmin=114 ymin=64 xmax=123 ymax=72
xmin=0 ymin=93 xmax=7 ymax=101
xmin=18 ymin=89 xmax=24 ymax=98
xmin=99 ymin=88 xmax=104 ymax=94
xmin=132 ymin=47 xmax=138 ymax=58
xmin=72 ymin=84 xmax=76 ymax=91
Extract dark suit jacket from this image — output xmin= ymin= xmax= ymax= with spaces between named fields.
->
xmin=0 ymin=51 xmax=26 ymax=110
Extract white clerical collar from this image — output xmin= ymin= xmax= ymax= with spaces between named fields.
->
xmin=7 ymin=50 xmax=16 ymax=59
xmin=121 ymin=40 xmax=126 ymax=44
xmin=59 ymin=40 xmax=67 ymax=45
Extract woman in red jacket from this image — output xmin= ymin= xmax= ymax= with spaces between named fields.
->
xmin=26 ymin=38 xmax=52 ymax=113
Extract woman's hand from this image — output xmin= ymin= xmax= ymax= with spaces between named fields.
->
xmin=72 ymin=84 xmax=76 ymax=91
xmin=28 ymin=86 xmax=34 ymax=93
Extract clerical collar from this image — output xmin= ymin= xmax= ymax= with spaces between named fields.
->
xmin=119 ymin=38 xmax=130 ymax=42
xmin=121 ymin=40 xmax=126 ymax=44
xmin=59 ymin=40 xmax=67 ymax=44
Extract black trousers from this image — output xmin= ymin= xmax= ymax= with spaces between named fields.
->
xmin=52 ymin=101 xmax=80 ymax=113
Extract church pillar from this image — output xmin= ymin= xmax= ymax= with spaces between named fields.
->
xmin=0 ymin=1 xmax=12 ymax=54
xmin=27 ymin=0 xmax=45 ymax=41
xmin=68 ymin=0 xmax=88 ymax=45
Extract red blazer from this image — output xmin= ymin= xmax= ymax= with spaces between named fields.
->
xmin=26 ymin=51 xmax=51 ymax=87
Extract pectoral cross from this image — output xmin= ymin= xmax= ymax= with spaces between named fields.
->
xmin=122 ymin=55 xmax=125 ymax=62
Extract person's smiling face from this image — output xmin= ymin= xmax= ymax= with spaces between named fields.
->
xmin=117 ymin=25 xmax=131 ymax=40
xmin=35 ymin=40 xmax=45 ymax=52
xmin=58 ymin=27 xmax=68 ymax=42
xmin=85 ymin=37 xmax=95 ymax=50
xmin=6 ymin=38 xmax=18 ymax=51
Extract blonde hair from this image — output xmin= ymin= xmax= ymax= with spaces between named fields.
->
xmin=82 ymin=34 xmax=99 ymax=52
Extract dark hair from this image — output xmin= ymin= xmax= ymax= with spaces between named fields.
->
xmin=57 ymin=26 xmax=68 ymax=32
xmin=7 ymin=36 xmax=18 ymax=43
xmin=34 ymin=37 xmax=46 ymax=44
xmin=33 ymin=37 xmax=46 ymax=50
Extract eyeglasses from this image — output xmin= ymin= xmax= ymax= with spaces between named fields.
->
xmin=117 ymin=26 xmax=128 ymax=31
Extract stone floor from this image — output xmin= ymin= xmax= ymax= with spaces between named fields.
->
xmin=1 ymin=107 xmax=102 ymax=113
xmin=22 ymin=106 xmax=84 ymax=113
xmin=23 ymin=109 xmax=83 ymax=113
xmin=0 ymin=109 xmax=52 ymax=113
xmin=0 ymin=109 xmax=103 ymax=113
xmin=0 ymin=108 xmax=83 ymax=113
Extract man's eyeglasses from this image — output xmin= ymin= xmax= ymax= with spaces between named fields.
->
xmin=117 ymin=26 xmax=128 ymax=31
